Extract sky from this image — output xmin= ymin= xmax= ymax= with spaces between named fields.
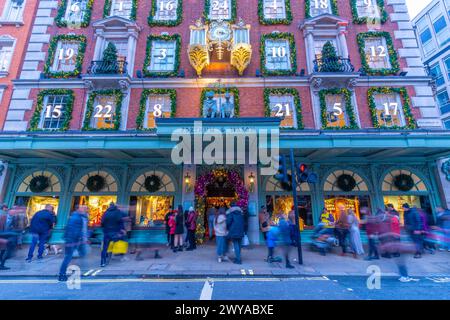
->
xmin=405 ymin=0 xmax=433 ymax=19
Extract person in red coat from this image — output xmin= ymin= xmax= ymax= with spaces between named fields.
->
xmin=168 ymin=211 xmax=176 ymax=250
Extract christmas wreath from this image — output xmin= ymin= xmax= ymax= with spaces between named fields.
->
xmin=393 ymin=174 xmax=414 ymax=192
xmin=86 ymin=175 xmax=106 ymax=192
xmin=144 ymin=175 xmax=162 ymax=193
xmin=337 ymin=174 xmax=356 ymax=192
xmin=29 ymin=175 xmax=50 ymax=193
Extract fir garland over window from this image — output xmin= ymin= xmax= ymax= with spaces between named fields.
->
xmin=103 ymin=0 xmax=138 ymax=20
xmin=319 ymin=88 xmax=358 ymax=130
xmin=143 ymin=34 xmax=181 ymax=77
xmin=305 ymin=0 xmax=338 ymax=19
xmin=43 ymin=35 xmax=86 ymax=79
xmin=199 ymin=87 xmax=240 ymax=117
xmin=263 ymin=88 xmax=303 ymax=129
xmin=350 ymin=0 xmax=387 ymax=24
xmin=260 ymin=32 xmax=297 ymax=76
xmin=148 ymin=0 xmax=183 ymax=26
xmin=82 ymin=89 xmax=123 ymax=131
xmin=203 ymin=0 xmax=237 ymax=23
xmin=28 ymin=89 xmax=75 ymax=132
xmin=55 ymin=0 xmax=94 ymax=28
xmin=136 ymin=89 xmax=177 ymax=130
xmin=258 ymin=0 xmax=292 ymax=25
xmin=367 ymin=87 xmax=417 ymax=129
xmin=357 ymin=31 xmax=400 ymax=76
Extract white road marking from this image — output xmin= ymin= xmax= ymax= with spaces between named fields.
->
xmin=248 ymin=269 xmax=254 ymax=275
xmin=426 ymin=277 xmax=450 ymax=283
xmin=240 ymin=269 xmax=246 ymax=275
xmin=199 ymin=278 xmax=214 ymax=300
xmin=91 ymin=269 xmax=102 ymax=276
xmin=83 ymin=269 xmax=95 ymax=276
xmin=347 ymin=288 xmax=354 ymax=291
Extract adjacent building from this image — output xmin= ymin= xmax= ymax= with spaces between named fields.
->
xmin=0 ymin=0 xmax=449 ymax=244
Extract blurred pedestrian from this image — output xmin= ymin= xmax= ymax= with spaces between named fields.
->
xmin=26 ymin=204 xmax=56 ymax=262
xmin=9 ymin=206 xmax=28 ymax=249
xmin=0 ymin=209 xmax=18 ymax=270
xmin=258 ymin=205 xmax=270 ymax=240
xmin=362 ymin=207 xmax=380 ymax=261
xmin=100 ymin=202 xmax=125 ymax=267
xmin=335 ymin=205 xmax=350 ymax=256
xmin=436 ymin=207 xmax=450 ymax=251
xmin=186 ymin=207 xmax=197 ymax=251
xmin=214 ymin=207 xmax=228 ymax=262
xmin=288 ymin=206 xmax=297 ymax=246
xmin=207 ymin=206 xmax=216 ymax=240
xmin=173 ymin=209 xmax=184 ymax=252
xmin=403 ymin=203 xmax=424 ymax=258
xmin=319 ymin=208 xmax=335 ymax=236
xmin=386 ymin=203 xmax=399 ymax=217
xmin=164 ymin=207 xmax=173 ymax=247
xmin=348 ymin=209 xmax=364 ymax=258
xmin=58 ymin=205 xmax=89 ymax=282
xmin=278 ymin=214 xmax=294 ymax=268
xmin=226 ymin=201 xmax=245 ymax=264
xmin=183 ymin=210 xmax=190 ymax=248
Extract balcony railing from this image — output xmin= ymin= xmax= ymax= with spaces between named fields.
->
xmin=87 ymin=60 xmax=128 ymax=75
xmin=313 ymin=57 xmax=355 ymax=73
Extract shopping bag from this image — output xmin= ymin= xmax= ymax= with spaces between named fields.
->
xmin=112 ymin=240 xmax=129 ymax=255
xmin=242 ymin=234 xmax=250 ymax=247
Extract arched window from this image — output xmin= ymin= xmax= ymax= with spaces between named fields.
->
xmin=324 ymin=169 xmax=368 ymax=192
xmin=382 ymin=169 xmax=427 ymax=192
xmin=74 ymin=170 xmax=118 ymax=192
xmin=17 ymin=170 xmax=61 ymax=193
xmin=265 ymin=176 xmax=310 ymax=192
xmin=131 ymin=170 xmax=175 ymax=192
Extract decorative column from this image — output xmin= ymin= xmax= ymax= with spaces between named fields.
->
xmin=337 ymin=22 xmax=349 ymax=58
xmin=305 ymin=28 xmax=315 ymax=74
xmin=244 ymin=164 xmax=259 ymax=244
xmin=182 ymin=164 xmax=196 ymax=211
xmin=93 ymin=30 xmax=105 ymax=60
xmin=0 ymin=161 xmax=9 ymax=203
xmin=126 ymin=30 xmax=138 ymax=75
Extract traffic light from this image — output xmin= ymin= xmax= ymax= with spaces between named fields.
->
xmin=274 ymin=155 xmax=288 ymax=183
xmin=296 ymin=163 xmax=318 ymax=184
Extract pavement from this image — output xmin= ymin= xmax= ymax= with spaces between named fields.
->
xmin=1 ymin=241 xmax=450 ymax=278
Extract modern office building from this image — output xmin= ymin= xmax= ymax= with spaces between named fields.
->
xmin=0 ymin=0 xmax=449 ymax=244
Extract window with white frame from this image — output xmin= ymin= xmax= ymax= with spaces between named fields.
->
xmin=429 ymin=3 xmax=450 ymax=46
xmin=145 ymin=94 xmax=172 ymax=128
xmin=429 ymin=63 xmax=445 ymax=87
xmin=444 ymin=56 xmax=450 ymax=79
xmin=269 ymin=94 xmax=297 ymax=128
xmin=148 ymin=39 xmax=176 ymax=72
xmin=63 ymin=0 xmax=88 ymax=25
xmin=444 ymin=117 xmax=450 ymax=129
xmin=364 ymin=37 xmax=391 ymax=69
xmin=39 ymin=95 xmax=70 ymax=130
xmin=444 ymin=0 xmax=450 ymax=17
xmin=372 ymin=93 xmax=405 ymax=127
xmin=324 ymin=94 xmax=350 ymax=128
xmin=437 ymin=90 xmax=450 ymax=115
xmin=50 ymin=41 xmax=80 ymax=73
xmin=204 ymin=92 xmax=236 ymax=118
xmin=208 ymin=0 xmax=232 ymax=21
xmin=90 ymin=95 xmax=118 ymax=129
xmin=356 ymin=0 xmax=380 ymax=19
xmin=263 ymin=0 xmax=287 ymax=20
xmin=153 ymin=0 xmax=179 ymax=21
xmin=313 ymin=38 xmax=338 ymax=60
xmin=1 ymin=0 xmax=25 ymax=22
xmin=110 ymin=0 xmax=133 ymax=19
xmin=0 ymin=38 xmax=14 ymax=72
xmin=416 ymin=16 xmax=435 ymax=57
xmin=106 ymin=39 xmax=128 ymax=61
xmin=264 ymin=38 xmax=291 ymax=71
xmin=310 ymin=0 xmax=332 ymax=17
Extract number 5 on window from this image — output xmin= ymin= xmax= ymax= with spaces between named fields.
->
xmin=333 ymin=103 xmax=343 ymax=116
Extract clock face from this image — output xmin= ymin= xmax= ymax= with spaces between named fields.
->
xmin=210 ymin=25 xmax=231 ymax=41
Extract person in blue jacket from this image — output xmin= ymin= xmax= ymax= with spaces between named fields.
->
xmin=26 ymin=204 xmax=56 ymax=262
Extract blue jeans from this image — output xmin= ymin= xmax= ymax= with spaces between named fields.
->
xmin=216 ymin=236 xmax=226 ymax=257
xmin=101 ymin=234 xmax=113 ymax=265
xmin=232 ymin=239 xmax=242 ymax=262
xmin=208 ymin=215 xmax=215 ymax=238
xmin=27 ymin=232 xmax=48 ymax=259
xmin=60 ymin=243 xmax=87 ymax=276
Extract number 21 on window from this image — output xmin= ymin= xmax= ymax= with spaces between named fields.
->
xmin=274 ymin=103 xmax=290 ymax=117
xmin=383 ymin=102 xmax=398 ymax=116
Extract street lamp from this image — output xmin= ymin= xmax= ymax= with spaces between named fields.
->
xmin=184 ymin=172 xmax=191 ymax=192
xmin=248 ymin=172 xmax=255 ymax=192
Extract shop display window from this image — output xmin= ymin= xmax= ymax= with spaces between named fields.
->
xmin=383 ymin=195 xmax=431 ymax=226
xmin=265 ymin=195 xmax=314 ymax=229
xmin=14 ymin=196 xmax=59 ymax=226
xmin=129 ymin=195 xmax=173 ymax=227
xmin=72 ymin=195 xmax=117 ymax=227
xmin=323 ymin=195 xmax=371 ymax=221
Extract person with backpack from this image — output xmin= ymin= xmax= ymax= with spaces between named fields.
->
xmin=26 ymin=204 xmax=56 ymax=262
xmin=226 ymin=202 xmax=245 ymax=264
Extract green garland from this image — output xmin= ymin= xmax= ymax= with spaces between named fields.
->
xmin=148 ymin=0 xmax=183 ymax=26
xmin=319 ymin=88 xmax=358 ymax=130
xmin=28 ymin=89 xmax=74 ymax=132
xmin=43 ymin=34 xmax=86 ymax=79
xmin=305 ymin=0 xmax=338 ymax=19
xmin=55 ymin=0 xmax=94 ymax=28
xmin=103 ymin=0 xmax=138 ymax=20
xmin=136 ymin=89 xmax=177 ymax=130
xmin=367 ymin=87 xmax=417 ymax=129
xmin=350 ymin=0 xmax=388 ymax=24
xmin=143 ymin=34 xmax=181 ymax=77
xmin=203 ymin=0 xmax=236 ymax=23
xmin=357 ymin=31 xmax=400 ymax=76
xmin=263 ymin=88 xmax=303 ymax=129
xmin=260 ymin=32 xmax=297 ymax=76
xmin=82 ymin=89 xmax=123 ymax=131
xmin=200 ymin=87 xmax=240 ymax=117
xmin=258 ymin=0 xmax=292 ymax=25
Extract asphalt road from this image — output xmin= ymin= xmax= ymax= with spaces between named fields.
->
xmin=0 ymin=275 xmax=449 ymax=300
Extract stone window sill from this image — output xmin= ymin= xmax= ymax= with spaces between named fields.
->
xmin=0 ymin=20 xmax=24 ymax=27
xmin=0 ymin=71 xmax=9 ymax=78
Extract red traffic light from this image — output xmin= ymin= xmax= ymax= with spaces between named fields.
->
xmin=299 ymin=164 xmax=307 ymax=173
